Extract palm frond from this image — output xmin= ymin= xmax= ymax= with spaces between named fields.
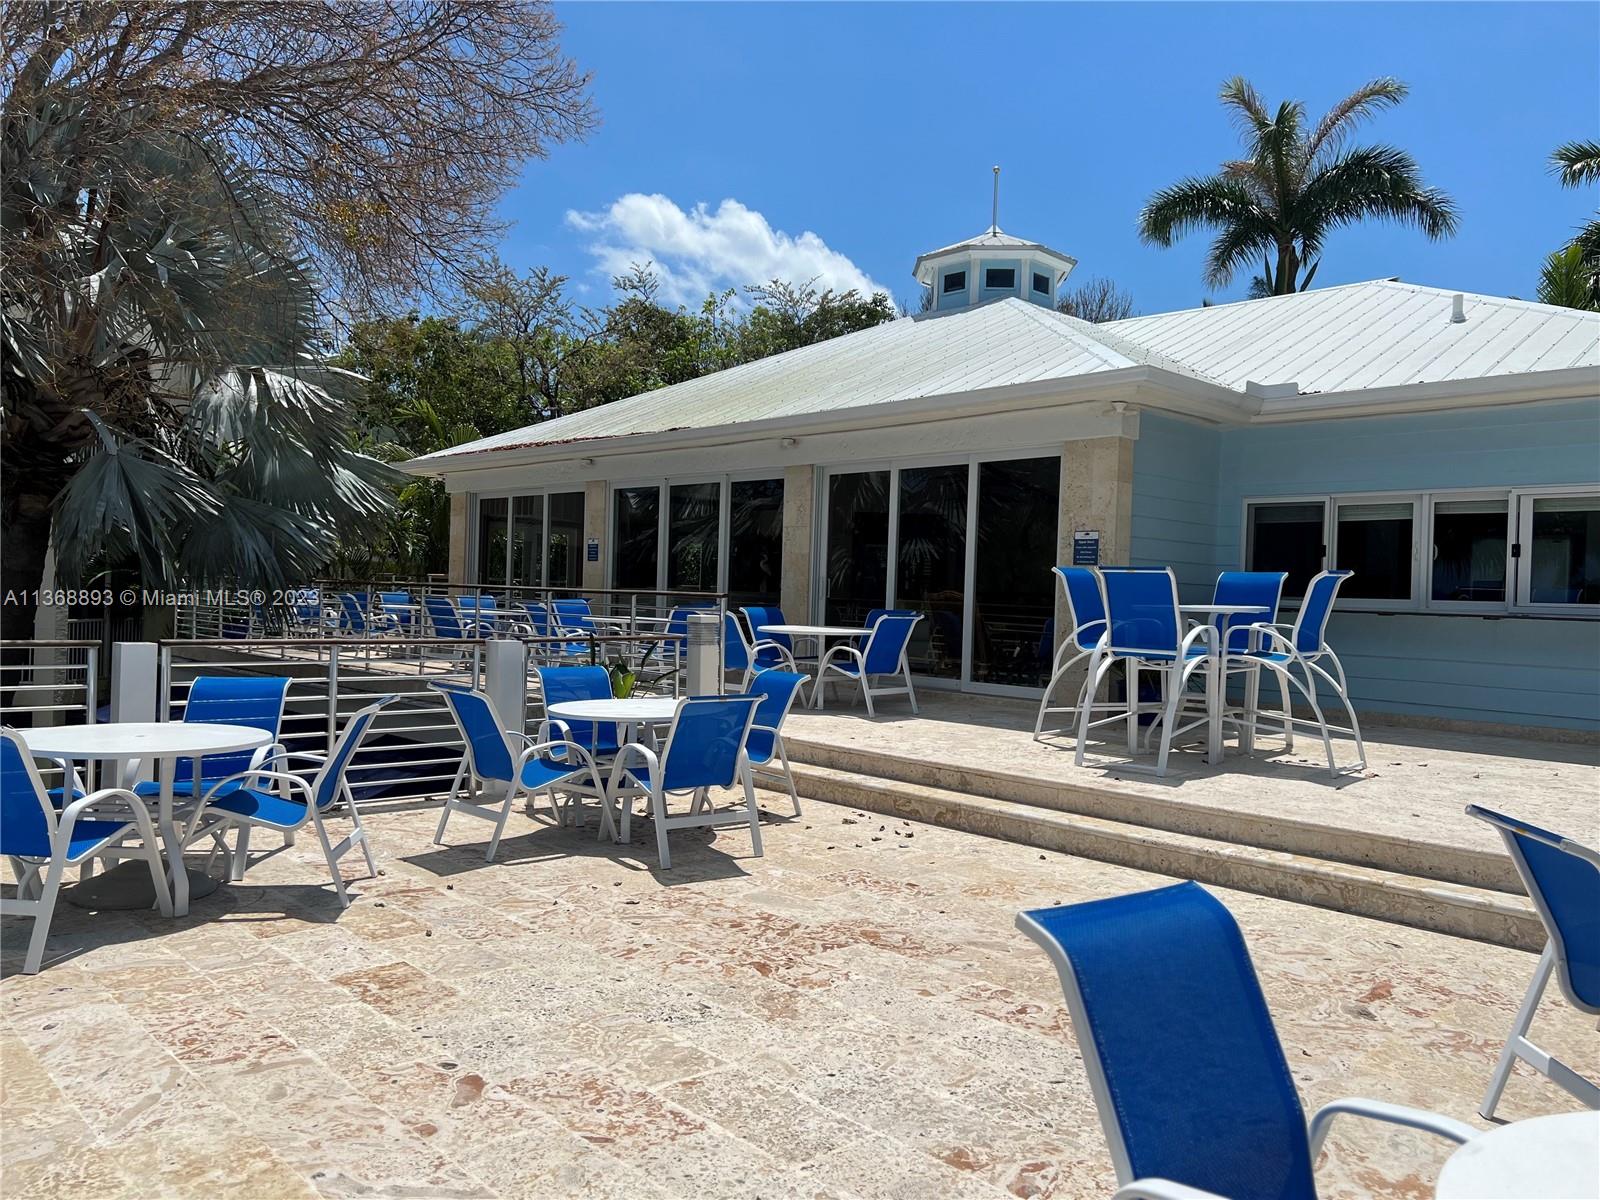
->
xmin=1551 ymin=139 xmax=1600 ymax=188
xmin=1296 ymin=144 xmax=1459 ymax=245
xmin=1218 ymin=76 xmax=1273 ymax=141
xmin=1306 ymin=78 xmax=1409 ymax=162
xmin=1203 ymin=216 xmax=1277 ymax=290
xmin=1137 ymin=175 xmax=1261 ymax=247
xmin=1537 ymin=243 xmax=1600 ymax=311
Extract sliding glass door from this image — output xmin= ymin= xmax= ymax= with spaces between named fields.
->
xmin=608 ymin=475 xmax=785 ymax=601
xmin=819 ymin=453 xmax=1060 ymax=692
xmin=474 ymin=491 xmax=586 ymax=591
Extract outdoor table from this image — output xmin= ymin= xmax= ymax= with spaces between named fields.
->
xmin=756 ymin=624 xmax=872 ymax=710
xmin=546 ymin=697 xmax=680 ymax=747
xmin=1435 ymin=1110 xmax=1598 ymax=1199
xmin=1177 ymin=604 xmax=1270 ymax=764
xmin=21 ymin=721 xmax=273 ymax=916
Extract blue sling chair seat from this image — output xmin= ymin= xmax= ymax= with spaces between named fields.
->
xmin=180 ymin=696 xmax=396 ymax=906
xmin=1017 ymin=881 xmax=1482 ymax=1200
xmin=1466 ymin=805 xmax=1600 ymax=1120
xmin=3 ymin=727 xmax=172 ymax=973
xmin=431 ymin=681 xmax=608 ymax=860
xmin=605 ymin=694 xmax=763 ymax=870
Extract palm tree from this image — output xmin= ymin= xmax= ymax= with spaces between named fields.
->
xmin=1549 ymin=139 xmax=1600 ymax=305
xmin=1139 ymin=77 xmax=1459 ymax=296
xmin=1 ymin=105 xmax=398 ymax=643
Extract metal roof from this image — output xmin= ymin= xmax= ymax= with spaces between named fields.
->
xmin=911 ymin=228 xmax=1077 ymax=283
xmin=1108 ymin=279 xmax=1600 ymax=395
xmin=410 ymin=281 xmax=1600 ymax=469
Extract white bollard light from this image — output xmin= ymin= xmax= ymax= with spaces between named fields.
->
xmin=484 ymin=637 xmax=528 ymax=733
xmin=685 ymin=612 xmax=721 ymax=696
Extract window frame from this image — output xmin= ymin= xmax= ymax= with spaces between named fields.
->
xmin=468 ymin=488 xmax=586 ymax=591
xmin=1510 ymin=485 xmax=1600 ymax=615
xmin=1031 ymin=270 xmax=1052 ymax=296
xmin=1423 ymin=489 xmax=1514 ymax=614
xmin=941 ymin=269 xmax=967 ymax=295
xmin=1241 ymin=494 xmax=1331 ymax=607
xmin=983 ymin=266 xmax=1016 ymax=291
xmin=1330 ymin=492 xmax=1422 ymax=610
xmin=604 ymin=471 xmax=785 ymax=598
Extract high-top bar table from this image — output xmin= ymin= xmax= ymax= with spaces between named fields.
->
xmin=21 ymin=721 xmax=273 ymax=915
xmin=1177 ymin=603 xmax=1270 ymax=764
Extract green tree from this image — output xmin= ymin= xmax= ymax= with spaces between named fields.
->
xmin=1139 ymin=77 xmax=1458 ymax=295
xmin=1543 ymin=139 xmax=1600 ymax=309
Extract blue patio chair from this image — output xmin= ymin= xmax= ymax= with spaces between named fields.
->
xmin=378 ymin=591 xmax=415 ymax=633
xmin=723 ymin=611 xmax=795 ymax=691
xmin=290 ymin=588 xmax=329 ymax=635
xmin=1075 ymin=568 xmax=1214 ymax=776
xmin=1035 ymin=565 xmax=1112 ymax=741
xmin=855 ymin=607 xmax=918 ymax=652
xmin=340 ymin=591 xmax=400 ymax=637
xmin=3 ymin=727 xmax=172 ymax=973
xmin=520 ymin=601 xmax=584 ymax=662
xmin=533 ymin=665 xmax=620 ymax=759
xmin=424 ymin=594 xmax=485 ymax=642
xmin=134 ymin=675 xmax=292 ymax=802
xmin=550 ymin=597 xmax=596 ymax=633
xmin=606 ymin=694 xmax=763 ymax=869
xmin=743 ymin=669 xmax=808 ymax=815
xmin=742 ymin=605 xmax=817 ymax=665
xmin=1466 ymin=805 xmax=1600 ymax=1120
xmin=181 ymin=696 xmax=397 ymax=905
xmin=431 ymin=681 xmax=608 ymax=859
xmin=1017 ymin=881 xmax=1481 ymax=1200
xmin=814 ymin=614 xmax=922 ymax=717
xmin=1230 ymin=569 xmax=1366 ymax=776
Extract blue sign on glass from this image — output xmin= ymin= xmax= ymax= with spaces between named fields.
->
xmin=586 ymin=538 xmax=600 ymax=563
xmin=1072 ymin=530 xmax=1101 ymax=565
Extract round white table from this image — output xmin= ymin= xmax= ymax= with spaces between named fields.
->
xmin=757 ymin=625 xmax=871 ymax=711
xmin=22 ymin=722 xmax=273 ymax=915
xmin=1175 ymin=605 xmax=1270 ymax=764
xmin=1436 ymin=1110 xmax=1599 ymax=1199
xmin=547 ymin=697 xmax=680 ymax=726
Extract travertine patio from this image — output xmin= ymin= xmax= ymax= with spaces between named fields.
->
xmin=2 ymin=788 xmax=1593 ymax=1200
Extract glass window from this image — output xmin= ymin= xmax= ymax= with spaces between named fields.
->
xmin=667 ymin=481 xmax=721 ymax=592
xmin=546 ymin=492 xmax=584 ymax=589
xmin=984 ymin=267 xmax=1015 ymax=290
xmin=1246 ymin=501 xmax=1325 ymax=597
xmin=612 ymin=486 xmax=660 ymax=590
xmin=1431 ymin=499 xmax=1507 ymax=603
xmin=1527 ymin=495 xmax=1600 ymax=605
xmin=824 ymin=471 xmax=890 ymax=626
xmin=509 ymin=495 xmax=543 ymax=588
xmin=728 ymin=478 xmax=784 ymax=608
xmin=973 ymin=457 xmax=1060 ymax=687
xmin=1335 ymin=501 xmax=1414 ymax=601
xmin=942 ymin=270 xmax=966 ymax=294
xmin=476 ymin=496 xmax=508 ymax=587
xmin=896 ymin=465 xmax=969 ymax=679
xmin=1032 ymin=272 xmax=1051 ymax=295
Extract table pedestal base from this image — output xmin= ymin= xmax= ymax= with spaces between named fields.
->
xmin=63 ymin=862 xmax=222 ymax=910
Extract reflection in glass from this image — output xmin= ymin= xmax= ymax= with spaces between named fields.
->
xmin=895 ymin=465 xmax=968 ymax=679
xmin=1431 ymin=500 xmax=1506 ymax=602
xmin=612 ymin=486 xmax=660 ymax=590
xmin=546 ymin=492 xmax=584 ymax=589
xmin=1247 ymin=502 xmax=1325 ymax=597
xmin=728 ymin=479 xmax=784 ymax=607
xmin=1336 ymin=502 xmax=1413 ymax=600
xmin=509 ymin=495 xmax=543 ymax=588
xmin=972 ymin=457 xmax=1059 ymax=687
xmin=476 ymin=497 xmax=508 ymax=588
xmin=824 ymin=471 xmax=889 ymax=625
xmin=1530 ymin=495 xmax=1600 ymax=604
xmin=668 ymin=482 xmax=721 ymax=592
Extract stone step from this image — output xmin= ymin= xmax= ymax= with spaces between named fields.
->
xmin=783 ymin=735 xmax=1522 ymax=894
xmin=788 ymin=760 xmax=1542 ymax=951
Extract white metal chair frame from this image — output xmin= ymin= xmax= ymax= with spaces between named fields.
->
xmin=605 ymin=697 xmax=764 ymax=870
xmin=3 ymin=730 xmax=173 ymax=973
xmin=812 ymin=615 xmax=922 ymax=717
xmin=435 ymin=688 xmax=610 ymax=861
xmin=1035 ymin=568 xmax=1123 ymax=742
xmin=723 ymin=615 xmax=798 ymax=692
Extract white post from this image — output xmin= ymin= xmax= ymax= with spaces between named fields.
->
xmin=685 ymin=611 xmax=720 ymax=696
xmin=485 ymin=638 xmax=527 ymax=733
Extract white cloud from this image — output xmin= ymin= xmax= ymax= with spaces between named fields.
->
xmin=566 ymin=194 xmax=891 ymax=307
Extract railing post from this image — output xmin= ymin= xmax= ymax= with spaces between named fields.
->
xmin=85 ymin=645 xmax=99 ymax=725
xmin=485 ymin=638 xmax=527 ymax=734
xmin=327 ymin=643 xmax=340 ymax=756
xmin=115 ymin=642 xmax=161 ymax=788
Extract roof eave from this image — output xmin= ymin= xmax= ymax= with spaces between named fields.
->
xmin=1251 ymin=366 xmax=1599 ymax=423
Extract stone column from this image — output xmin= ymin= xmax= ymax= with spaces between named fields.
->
xmin=447 ymin=493 xmax=469 ymax=583
xmin=1054 ymin=435 xmax=1135 ymax=652
xmin=582 ymin=480 xmax=607 ymax=592
xmin=780 ymin=465 xmax=816 ymax=621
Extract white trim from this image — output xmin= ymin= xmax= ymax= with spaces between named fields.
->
xmin=1330 ymin=493 xmax=1421 ymax=612
xmin=1423 ymin=489 xmax=1513 ymax=614
xmin=1511 ymin=485 xmax=1600 ymax=615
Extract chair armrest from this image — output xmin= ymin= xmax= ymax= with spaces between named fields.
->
xmin=518 ymin=739 xmax=599 ymax=775
xmin=1179 ymin=623 xmax=1218 ymax=653
xmin=195 ymin=767 xmax=315 ymax=806
xmin=1308 ymin=1097 xmax=1479 ymax=1157
xmin=61 ymin=787 xmax=153 ymax=826
xmin=606 ymin=742 xmax=659 ymax=793
xmin=1114 ymin=1180 xmax=1232 ymax=1200
xmin=750 ymin=639 xmax=796 ymax=669
xmin=817 ymin=643 xmax=866 ymax=671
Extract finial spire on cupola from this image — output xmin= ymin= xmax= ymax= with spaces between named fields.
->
xmin=912 ymin=167 xmax=1077 ymax=314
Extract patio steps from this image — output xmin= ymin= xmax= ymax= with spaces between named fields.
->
xmin=782 ymin=755 xmax=1543 ymax=952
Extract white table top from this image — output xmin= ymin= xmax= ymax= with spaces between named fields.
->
xmin=1179 ymin=604 xmax=1271 ymax=615
xmin=758 ymin=624 xmax=872 ymax=637
xmin=1436 ymin=1110 xmax=1598 ymax=1199
xmin=547 ymin=698 xmax=681 ymax=723
xmin=21 ymin=721 xmax=273 ymax=761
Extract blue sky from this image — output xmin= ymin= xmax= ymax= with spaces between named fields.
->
xmin=497 ymin=2 xmax=1600 ymax=316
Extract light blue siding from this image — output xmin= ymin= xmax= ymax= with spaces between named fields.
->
xmin=1130 ymin=413 xmax=1225 ymax=595
xmin=1195 ymin=399 xmax=1600 ymax=731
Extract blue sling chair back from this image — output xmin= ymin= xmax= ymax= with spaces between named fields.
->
xmin=424 ymin=594 xmax=473 ymax=640
xmin=722 ymin=611 xmax=795 ymax=690
xmin=533 ymin=666 xmax=620 ymax=758
xmin=1034 ymin=565 xmax=1112 ymax=741
xmin=1224 ymin=569 xmax=1366 ymax=776
xmin=814 ymin=613 xmax=922 ymax=716
xmin=181 ymin=696 xmax=396 ymax=905
xmin=134 ymin=675 xmax=291 ymax=802
xmin=1466 ymin=805 xmax=1600 ymax=1119
xmin=605 ymin=694 xmax=763 ymax=869
xmin=431 ymin=680 xmax=608 ymax=860
xmin=378 ymin=591 xmax=414 ymax=633
xmin=743 ymin=669 xmax=808 ymax=815
xmin=1017 ymin=881 xmax=1481 ymax=1200
xmin=2 ymin=727 xmax=171 ymax=973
